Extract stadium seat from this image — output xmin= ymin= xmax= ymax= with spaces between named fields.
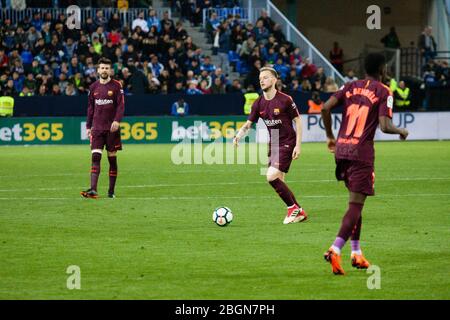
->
xmin=228 ymin=51 xmax=240 ymax=66
xmin=236 ymin=60 xmax=249 ymax=74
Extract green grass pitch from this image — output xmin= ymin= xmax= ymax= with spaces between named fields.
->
xmin=0 ymin=141 xmax=449 ymax=299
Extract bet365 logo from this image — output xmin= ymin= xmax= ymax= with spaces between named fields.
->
xmin=0 ymin=123 xmax=64 ymax=142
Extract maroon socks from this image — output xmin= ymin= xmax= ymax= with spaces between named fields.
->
xmin=269 ymin=178 xmax=300 ymax=208
xmin=332 ymin=202 xmax=364 ymax=254
xmin=108 ymin=156 xmax=118 ymax=194
xmin=90 ymin=152 xmax=102 ymax=192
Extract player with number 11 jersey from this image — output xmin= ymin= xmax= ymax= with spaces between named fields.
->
xmin=321 ymin=53 xmax=409 ymax=275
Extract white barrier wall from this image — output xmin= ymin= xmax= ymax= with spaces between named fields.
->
xmin=256 ymin=112 xmax=450 ymax=143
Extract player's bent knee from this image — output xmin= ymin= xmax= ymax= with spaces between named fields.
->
xmin=107 ymin=151 xmax=117 ymax=157
xmin=266 ymin=168 xmax=282 ymax=182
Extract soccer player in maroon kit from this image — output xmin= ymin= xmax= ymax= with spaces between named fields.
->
xmin=234 ymin=67 xmax=307 ymax=224
xmin=321 ymin=53 xmax=409 ymax=275
xmin=81 ymin=57 xmax=124 ymax=199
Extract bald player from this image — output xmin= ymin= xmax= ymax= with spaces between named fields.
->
xmin=81 ymin=57 xmax=124 ymax=199
xmin=234 ymin=67 xmax=308 ymax=224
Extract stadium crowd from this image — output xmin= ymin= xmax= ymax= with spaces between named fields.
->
xmin=204 ymin=7 xmax=340 ymax=94
xmin=0 ymin=0 xmax=343 ymax=98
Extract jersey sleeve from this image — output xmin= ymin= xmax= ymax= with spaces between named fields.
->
xmin=114 ymin=82 xmax=125 ymax=122
xmin=86 ymin=84 xmax=95 ymax=129
xmin=378 ymin=88 xmax=393 ymax=119
xmin=332 ymin=82 xmax=351 ymax=104
xmin=286 ymin=96 xmax=301 ymax=120
xmin=247 ymin=98 xmax=260 ymax=123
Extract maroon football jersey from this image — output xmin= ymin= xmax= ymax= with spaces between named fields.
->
xmin=333 ymin=79 xmax=393 ymax=164
xmin=86 ymin=79 xmax=125 ymax=131
xmin=248 ymin=91 xmax=300 ymax=147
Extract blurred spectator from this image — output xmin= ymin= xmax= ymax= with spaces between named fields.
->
xmin=129 ymin=65 xmax=149 ymax=94
xmin=307 ymin=91 xmax=323 ymax=114
xmin=149 ymin=55 xmax=164 ymax=77
xmin=3 ymin=79 xmax=17 ymax=96
xmin=161 ymin=11 xmax=175 ymax=31
xmin=275 ymin=79 xmax=287 ymax=93
xmin=186 ymin=80 xmax=203 ymax=94
xmin=171 ymin=98 xmax=189 ymax=116
xmin=422 ymin=59 xmax=449 ymax=87
xmin=258 ymin=10 xmax=275 ymax=32
xmin=19 ymin=85 xmax=34 ymax=97
xmin=209 ymin=12 xmax=221 ymax=32
xmin=65 ymin=83 xmax=77 ymax=96
xmin=329 ymin=42 xmax=344 ymax=73
xmin=344 ymin=69 xmax=358 ymax=83
xmin=199 ymin=79 xmax=212 ymax=94
xmin=253 ymin=20 xmax=269 ymax=44
xmin=37 ymin=84 xmax=47 ymax=96
xmin=300 ymin=79 xmax=312 ymax=92
xmin=244 ymin=59 xmax=262 ymax=89
xmin=218 ymin=22 xmax=232 ymax=75
xmin=108 ymin=13 xmax=122 ymax=31
xmin=273 ymin=58 xmax=289 ymax=80
xmin=300 ymin=58 xmax=318 ymax=80
xmin=324 ymin=77 xmax=339 ymax=92
xmin=94 ymin=10 xmax=107 ymax=30
xmin=172 ymin=81 xmax=185 ymax=94
xmin=227 ymin=79 xmax=243 ymax=94
xmin=201 ymin=56 xmax=216 ymax=73
xmin=117 ymin=0 xmax=129 ymax=12
xmin=394 ymin=81 xmax=411 ymax=109
xmin=132 ymin=12 xmax=149 ymax=33
xmin=418 ymin=26 xmax=437 ymax=62
xmin=239 ymin=36 xmax=256 ymax=61
xmin=311 ymin=67 xmax=326 ymax=88
xmin=381 ymin=27 xmax=401 ymax=49
xmin=211 ymin=77 xmax=226 ymax=94
xmin=51 ymin=84 xmax=62 ymax=96
xmin=147 ymin=9 xmax=161 ymax=33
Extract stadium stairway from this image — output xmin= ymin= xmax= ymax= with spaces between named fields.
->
xmin=153 ymin=0 xmax=241 ymax=81
xmin=183 ymin=22 xmax=241 ymax=81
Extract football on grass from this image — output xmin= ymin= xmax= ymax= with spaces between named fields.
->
xmin=212 ymin=207 xmax=233 ymax=226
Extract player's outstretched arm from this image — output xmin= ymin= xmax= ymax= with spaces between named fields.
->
xmin=379 ymin=116 xmax=409 ymax=140
xmin=233 ymin=120 xmax=253 ymax=147
xmin=322 ymin=96 xmax=338 ymax=152
xmin=292 ymin=116 xmax=302 ymax=159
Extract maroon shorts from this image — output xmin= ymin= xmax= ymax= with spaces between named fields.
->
xmin=268 ymin=144 xmax=294 ymax=173
xmin=90 ymin=129 xmax=122 ymax=152
xmin=335 ymin=159 xmax=375 ymax=196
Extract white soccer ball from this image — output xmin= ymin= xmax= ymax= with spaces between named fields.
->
xmin=212 ymin=206 xmax=233 ymax=227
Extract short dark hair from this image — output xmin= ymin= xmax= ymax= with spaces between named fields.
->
xmin=364 ymin=53 xmax=386 ymax=77
xmin=97 ymin=57 xmax=112 ymax=66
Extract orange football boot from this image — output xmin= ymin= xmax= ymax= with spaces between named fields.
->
xmin=351 ymin=253 xmax=370 ymax=269
xmin=324 ymin=248 xmax=345 ymax=275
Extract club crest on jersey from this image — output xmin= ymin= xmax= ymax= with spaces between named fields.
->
xmin=108 ymin=90 xmax=113 ymax=96
xmin=273 ymin=108 xmax=280 ymax=115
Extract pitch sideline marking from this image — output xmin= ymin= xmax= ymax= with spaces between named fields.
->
xmin=0 ymin=193 xmax=449 ymax=201
xmin=0 ymin=177 xmax=449 ymax=193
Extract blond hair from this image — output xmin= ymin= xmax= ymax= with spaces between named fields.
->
xmin=259 ymin=66 xmax=278 ymax=79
